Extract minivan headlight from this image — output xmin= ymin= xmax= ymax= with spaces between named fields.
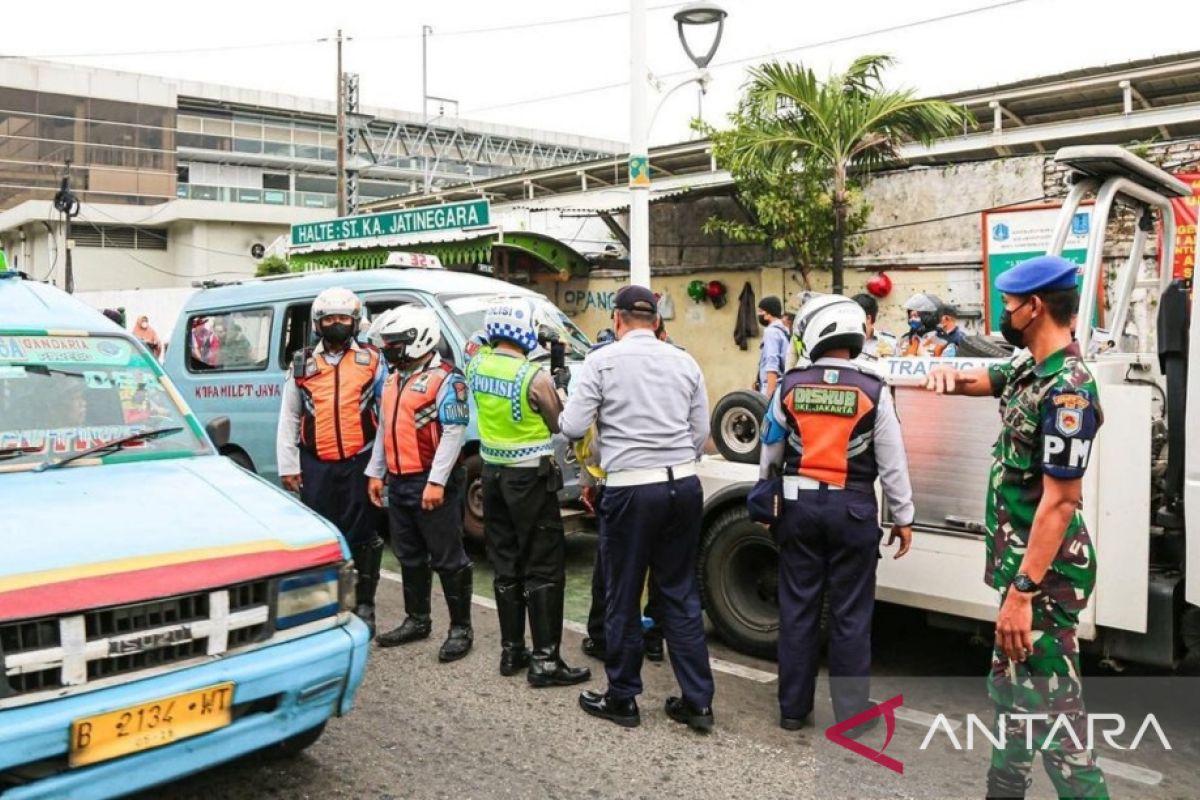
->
xmin=275 ymin=566 xmax=343 ymax=629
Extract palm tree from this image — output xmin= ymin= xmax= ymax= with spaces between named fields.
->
xmin=727 ymin=55 xmax=970 ymax=294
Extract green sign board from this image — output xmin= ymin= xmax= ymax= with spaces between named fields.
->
xmin=291 ymin=199 xmax=490 ymax=248
xmin=982 ymin=205 xmax=1092 ymax=332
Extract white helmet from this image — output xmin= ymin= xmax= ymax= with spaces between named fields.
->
xmin=371 ymin=305 xmax=441 ymax=362
xmin=484 ymin=297 xmax=538 ymax=353
xmin=792 ymin=293 xmax=867 ymax=362
xmin=311 ymin=287 xmax=364 ymax=334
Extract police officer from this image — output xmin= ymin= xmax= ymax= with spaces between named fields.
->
xmin=365 ymin=306 xmax=474 ymax=662
xmin=760 ymin=294 xmax=913 ymax=732
xmin=277 ymin=287 xmax=386 ymax=634
xmin=925 ymin=255 xmax=1108 ymax=800
xmin=465 ymin=297 xmax=590 ymax=687
xmin=561 ymin=285 xmax=714 ymax=732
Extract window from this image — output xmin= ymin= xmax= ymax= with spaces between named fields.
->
xmin=177 ymin=165 xmax=190 ymax=184
xmin=262 ymin=173 xmax=289 ymax=190
xmin=187 ymin=309 xmax=274 ymax=373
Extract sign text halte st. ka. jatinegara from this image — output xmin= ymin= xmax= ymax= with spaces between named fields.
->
xmin=291 ymin=199 xmax=490 ymax=247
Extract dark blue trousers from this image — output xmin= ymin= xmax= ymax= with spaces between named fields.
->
xmin=776 ymin=488 xmax=880 ymax=723
xmin=299 ymin=448 xmax=378 ymax=548
xmin=599 ymin=475 xmax=714 ymax=707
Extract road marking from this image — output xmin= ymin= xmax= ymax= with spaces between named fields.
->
xmin=868 ymin=700 xmax=963 ymax=732
xmin=1095 ymin=757 xmax=1163 ymax=786
xmin=381 ymin=569 xmax=778 ymax=683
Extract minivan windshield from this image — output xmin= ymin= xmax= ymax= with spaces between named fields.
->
xmin=441 ymin=293 xmax=591 ymax=360
xmin=0 ymin=334 xmax=208 ymax=470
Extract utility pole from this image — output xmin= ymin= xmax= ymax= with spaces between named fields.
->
xmin=421 ymin=25 xmax=432 ymax=118
xmin=628 ymin=0 xmax=650 ymax=288
xmin=335 ymin=28 xmax=346 ymax=217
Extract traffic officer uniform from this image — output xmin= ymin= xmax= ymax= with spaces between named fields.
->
xmin=898 ymin=292 xmax=942 ymax=356
xmin=366 ymin=306 xmax=474 ymax=662
xmin=761 ymin=294 xmax=914 ymax=729
xmin=979 ymin=257 xmax=1108 ymax=799
xmin=561 ymin=285 xmax=715 ymax=731
xmin=276 ymin=287 xmax=386 ymax=634
xmin=465 ymin=298 xmax=590 ymax=687
xmin=577 ymin=367 xmax=664 ymax=664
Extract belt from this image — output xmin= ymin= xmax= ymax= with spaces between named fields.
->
xmin=782 ymin=475 xmax=875 ymax=500
xmin=605 ymin=462 xmax=697 ymax=487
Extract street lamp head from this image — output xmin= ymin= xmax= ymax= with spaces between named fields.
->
xmin=673 ymin=1 xmax=728 ymax=69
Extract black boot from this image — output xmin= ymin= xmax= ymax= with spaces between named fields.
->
xmin=376 ymin=564 xmax=433 ymax=647
xmin=526 ymin=582 xmax=591 ymax=688
xmin=495 ymin=578 xmax=530 ymax=676
xmin=437 ymin=564 xmax=474 ymax=663
xmin=985 ymin=768 xmax=1031 ymax=799
xmin=350 ymin=538 xmax=383 ymax=637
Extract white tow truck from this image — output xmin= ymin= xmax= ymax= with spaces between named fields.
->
xmin=697 ymin=146 xmax=1200 ymax=671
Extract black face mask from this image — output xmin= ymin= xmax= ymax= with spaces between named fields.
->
xmin=321 ymin=322 xmax=353 ymax=347
xmin=757 ymin=314 xmax=770 ymax=327
xmin=999 ymin=299 xmax=1033 ymax=348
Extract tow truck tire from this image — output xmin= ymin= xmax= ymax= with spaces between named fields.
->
xmin=462 ymin=453 xmax=485 ymax=543
xmin=711 ymin=391 xmax=767 ymax=465
xmin=955 ymin=335 xmax=1013 ymax=359
xmin=700 ymin=505 xmax=779 ymax=660
xmin=265 ymin=722 xmax=326 ymax=758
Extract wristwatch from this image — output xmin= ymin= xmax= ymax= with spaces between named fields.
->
xmin=1011 ymin=573 xmax=1039 ymax=594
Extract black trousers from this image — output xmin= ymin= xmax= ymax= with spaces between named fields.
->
xmin=299 ymin=448 xmax=377 ymax=548
xmin=386 ymin=470 xmax=469 ymax=573
xmin=776 ymin=488 xmax=881 ymax=723
xmin=481 ymin=463 xmax=564 ymax=587
xmin=599 ymin=475 xmax=713 ymax=707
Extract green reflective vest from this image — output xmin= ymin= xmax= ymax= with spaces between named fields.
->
xmin=466 ymin=348 xmax=553 ymax=465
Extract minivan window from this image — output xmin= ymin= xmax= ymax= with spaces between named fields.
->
xmin=0 ymin=334 xmax=208 ymax=470
xmin=186 ymin=308 xmax=273 ymax=373
xmin=441 ymin=293 xmax=590 ymax=359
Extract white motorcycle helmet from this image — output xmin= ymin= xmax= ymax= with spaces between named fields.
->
xmin=792 ymin=293 xmax=867 ymax=362
xmin=483 ymin=297 xmax=538 ymax=354
xmin=371 ymin=305 xmax=441 ymax=364
xmin=311 ymin=287 xmax=364 ymax=335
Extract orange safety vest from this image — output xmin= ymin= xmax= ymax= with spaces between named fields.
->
xmin=296 ymin=345 xmax=380 ymax=462
xmin=381 ymin=361 xmax=454 ymax=476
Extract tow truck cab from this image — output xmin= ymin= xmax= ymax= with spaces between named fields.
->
xmin=0 ymin=271 xmax=370 ymax=799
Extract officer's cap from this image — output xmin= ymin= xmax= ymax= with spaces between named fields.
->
xmin=995 ymin=255 xmax=1079 ymax=295
xmin=614 ymin=285 xmax=658 ymax=314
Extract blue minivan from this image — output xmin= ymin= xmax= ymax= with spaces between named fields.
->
xmin=162 ymin=266 xmax=591 ymax=539
xmin=0 ymin=269 xmax=370 ymax=798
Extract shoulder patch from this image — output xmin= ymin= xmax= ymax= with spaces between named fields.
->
xmin=1055 ymin=407 xmax=1083 ymax=436
xmin=822 ymin=369 xmax=839 ymax=385
xmin=354 ymin=350 xmax=372 ymax=366
xmin=1052 ymin=392 xmax=1090 ymax=410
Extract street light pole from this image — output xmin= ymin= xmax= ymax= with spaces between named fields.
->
xmin=335 ymin=28 xmax=346 ymax=217
xmin=628 ymin=0 xmax=651 ymax=288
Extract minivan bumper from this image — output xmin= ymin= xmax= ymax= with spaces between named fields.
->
xmin=0 ymin=615 xmax=370 ymax=800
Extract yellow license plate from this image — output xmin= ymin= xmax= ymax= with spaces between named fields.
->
xmin=69 ymin=682 xmax=234 ymax=767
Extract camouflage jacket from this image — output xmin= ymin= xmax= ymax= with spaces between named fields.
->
xmin=984 ymin=342 xmax=1102 ymax=612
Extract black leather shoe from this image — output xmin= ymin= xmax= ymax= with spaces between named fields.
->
xmin=780 ymin=714 xmax=812 ymax=731
xmin=579 ymin=690 xmax=640 ymax=728
xmin=643 ymin=634 xmax=664 ymax=662
xmin=581 ymin=637 xmax=607 ymax=661
xmin=376 ymin=615 xmax=432 ymax=647
xmin=665 ymin=696 xmax=714 ymax=733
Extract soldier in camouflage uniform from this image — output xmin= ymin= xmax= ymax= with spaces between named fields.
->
xmin=926 ymin=255 xmax=1109 ymax=800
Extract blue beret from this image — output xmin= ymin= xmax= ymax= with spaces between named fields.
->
xmin=995 ymin=255 xmax=1079 ymax=295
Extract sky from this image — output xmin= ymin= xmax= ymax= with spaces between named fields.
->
xmin=5 ymin=0 xmax=1198 ymax=146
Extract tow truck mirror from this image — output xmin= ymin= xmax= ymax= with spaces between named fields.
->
xmin=205 ymin=416 xmax=231 ymax=449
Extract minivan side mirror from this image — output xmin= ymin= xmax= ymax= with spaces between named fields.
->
xmin=205 ymin=416 xmax=231 ymax=449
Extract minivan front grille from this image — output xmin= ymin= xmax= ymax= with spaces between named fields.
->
xmin=1 ymin=580 xmax=271 ymax=699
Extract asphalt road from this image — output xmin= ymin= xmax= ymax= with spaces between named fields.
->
xmin=142 ymin=535 xmax=1199 ymax=800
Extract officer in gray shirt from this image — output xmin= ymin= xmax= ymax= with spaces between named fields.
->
xmin=560 ymin=284 xmax=715 ymax=733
